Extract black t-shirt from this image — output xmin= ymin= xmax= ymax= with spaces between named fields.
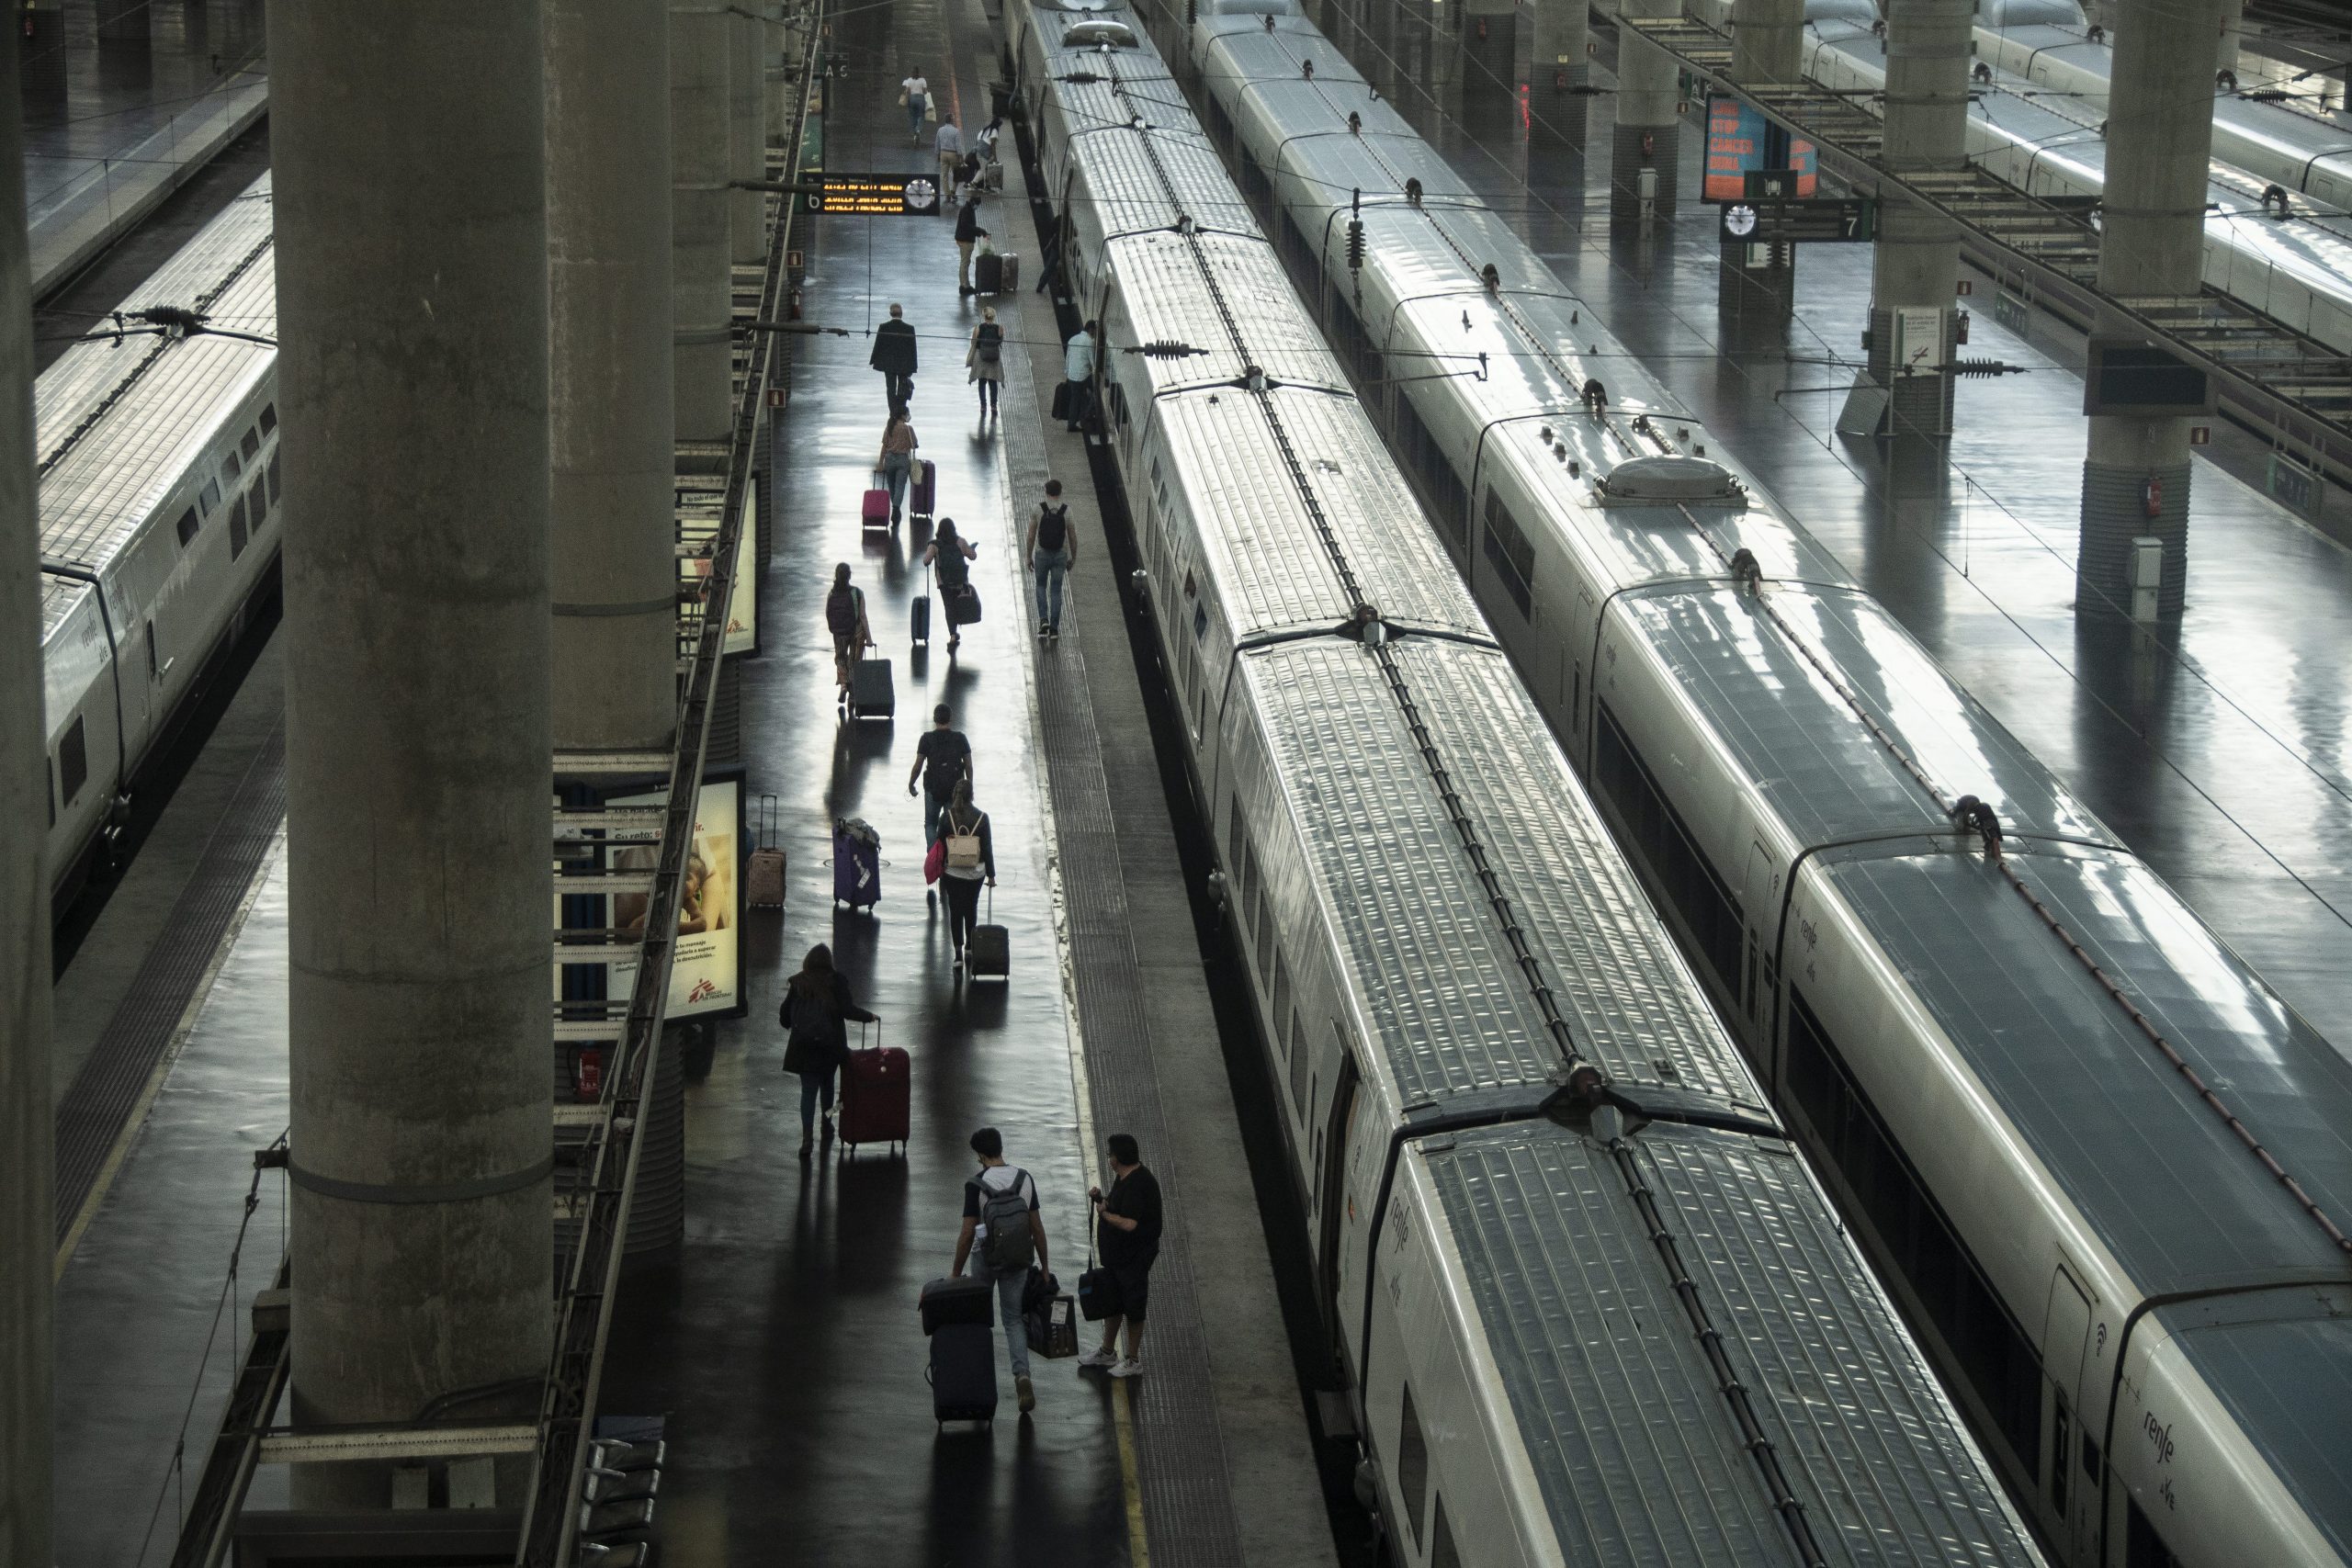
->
xmin=916 ymin=728 xmax=971 ymax=794
xmin=1099 ymin=1165 xmax=1162 ymax=1265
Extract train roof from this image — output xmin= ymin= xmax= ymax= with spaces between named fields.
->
xmin=1157 ymin=387 xmax=1486 ymax=638
xmin=1106 ymin=230 xmax=1349 ymax=393
xmin=39 ymin=174 xmax=276 ymax=573
xmin=1057 ymin=118 xmax=1253 ymax=238
xmin=1235 ymin=637 xmax=1767 ymax=1107
xmin=1612 ymin=584 xmax=2115 ymax=846
xmin=1813 ymin=842 xmax=2352 ymax=1289
xmin=1424 ymin=1118 xmax=2040 ymax=1566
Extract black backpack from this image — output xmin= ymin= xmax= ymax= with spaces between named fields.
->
xmin=977 ymin=323 xmax=1001 ymax=366
xmin=1037 ymin=503 xmax=1069 ymax=552
xmin=825 ymin=583 xmax=860 ymax=636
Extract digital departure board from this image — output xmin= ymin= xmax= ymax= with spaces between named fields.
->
xmin=802 ymin=173 xmax=940 ymax=216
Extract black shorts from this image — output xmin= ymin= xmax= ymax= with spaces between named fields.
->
xmin=1110 ymin=1258 xmax=1152 ymax=1323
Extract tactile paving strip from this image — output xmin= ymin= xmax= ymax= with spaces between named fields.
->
xmin=53 ymin=716 xmax=286 ymax=1242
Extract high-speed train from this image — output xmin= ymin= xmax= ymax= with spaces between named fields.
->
xmin=1693 ymin=0 xmax=2352 ymax=355
xmin=1012 ymin=5 xmax=2045 ymax=1566
xmin=39 ymin=174 xmax=281 ymax=914
xmin=1181 ymin=8 xmax=2352 ymax=1568
xmin=1972 ymin=0 xmax=2352 ymax=210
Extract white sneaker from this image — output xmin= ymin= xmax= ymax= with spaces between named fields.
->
xmin=1078 ymin=1346 xmax=1119 ymax=1369
xmin=1108 ymin=1358 xmax=1144 ymax=1379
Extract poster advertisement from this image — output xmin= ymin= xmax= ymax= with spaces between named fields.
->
xmin=599 ymin=770 xmax=746 ymax=1021
xmin=678 ymin=481 xmax=760 ymax=658
xmin=1703 ymin=95 xmax=1817 ymax=201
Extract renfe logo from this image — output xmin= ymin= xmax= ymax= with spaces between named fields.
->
xmin=2143 ymin=1412 xmax=2175 ymax=1465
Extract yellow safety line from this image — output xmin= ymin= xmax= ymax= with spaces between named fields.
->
xmin=1114 ymin=1378 xmax=1150 ymax=1568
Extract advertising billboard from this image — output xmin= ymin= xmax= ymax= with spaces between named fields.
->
xmin=1703 ymin=96 xmax=1817 ymax=201
xmin=557 ymin=768 xmax=747 ymax=1024
xmin=678 ymin=483 xmax=760 ymax=658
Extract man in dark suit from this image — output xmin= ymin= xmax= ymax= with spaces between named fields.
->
xmin=870 ymin=301 xmax=918 ymax=412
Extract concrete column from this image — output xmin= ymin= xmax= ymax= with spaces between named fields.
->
xmin=673 ymin=4 xmax=735 ymax=444
xmin=2214 ymin=0 xmax=2243 ymax=80
xmin=1532 ymin=0 xmax=1589 ymax=95
xmin=1611 ymin=0 xmax=1683 ymax=229
xmin=0 ymin=18 xmax=54 ymax=1568
xmin=1843 ymin=0 xmax=1970 ymax=437
xmin=549 ymin=0 xmax=678 ymax=753
xmin=1727 ymin=0 xmax=1803 ymax=84
xmin=1459 ymin=0 xmax=1518 ymax=102
xmin=96 ymin=0 xmax=148 ymax=44
xmin=729 ymin=9 xmax=764 ymax=267
xmin=271 ymin=0 xmax=552 ymax=1506
xmin=2078 ymin=0 xmax=2224 ymax=620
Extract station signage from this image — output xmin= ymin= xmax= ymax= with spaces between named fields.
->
xmin=800 ymin=171 xmax=940 ymax=216
xmin=1703 ymin=95 xmax=1815 ymax=201
xmin=1717 ymin=197 xmax=1876 ymax=243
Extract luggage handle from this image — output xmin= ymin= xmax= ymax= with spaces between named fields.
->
xmin=759 ymin=792 xmax=779 ymax=851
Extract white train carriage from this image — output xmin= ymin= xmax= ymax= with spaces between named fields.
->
xmin=1023 ymin=6 xmax=2048 ymax=1562
xmin=1188 ymin=11 xmax=2352 ymax=1567
xmin=40 ymin=174 xmax=281 ymax=910
xmin=1793 ymin=4 xmax=2352 ymax=356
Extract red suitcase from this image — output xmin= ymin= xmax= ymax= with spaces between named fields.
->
xmin=909 ymin=457 xmax=937 ymax=522
xmin=863 ymin=470 xmax=891 ymax=530
xmin=838 ymin=1028 xmax=910 ymax=1154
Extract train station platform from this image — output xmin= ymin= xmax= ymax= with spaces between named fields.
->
xmin=42 ymin=0 xmax=1340 ymax=1562
xmin=1361 ymin=38 xmax=2352 ymax=1057
xmin=19 ymin=0 xmax=268 ymax=299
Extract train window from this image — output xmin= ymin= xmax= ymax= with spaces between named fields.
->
xmin=175 ymin=507 xmax=199 ymax=547
xmin=1481 ymin=491 xmax=1535 ymax=618
xmin=241 ymin=427 xmax=261 ymax=461
xmin=223 ymin=450 xmax=241 ymax=483
xmin=199 ymin=479 xmax=220 ymax=515
xmin=1228 ymin=798 xmax=1248 ymax=893
xmin=2082 ymin=1430 xmax=2099 ymax=1480
xmin=1396 ymin=1384 xmax=1430 ymax=1550
xmin=1272 ymin=950 xmax=1290 ymax=1041
xmin=1289 ymin=1014 xmax=1309 ymax=1116
xmin=1593 ymin=703 xmax=1742 ymax=990
xmin=1255 ymin=884 xmax=1274 ymax=982
xmin=250 ymin=479 xmax=269 ymax=527
xmin=59 ymin=718 xmax=87 ymax=805
xmin=1786 ymin=987 xmax=2041 ymax=1466
xmin=1429 ymin=1495 xmax=1460 ymax=1568
xmin=259 ymin=403 xmax=277 ymax=435
xmin=267 ymin=452 xmax=281 ymax=502
xmin=2126 ymin=1498 xmax=2184 ymax=1568
xmin=2051 ymin=1404 xmax=2070 ymax=1513
xmin=229 ymin=496 xmax=248 ymax=560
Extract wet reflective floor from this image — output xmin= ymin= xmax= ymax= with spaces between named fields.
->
xmin=1335 ymin=23 xmax=2352 ymax=1049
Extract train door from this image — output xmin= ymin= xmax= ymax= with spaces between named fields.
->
xmin=2042 ymin=1269 xmax=2095 ymax=1562
xmin=1317 ymin=1050 xmax=1359 ymax=1324
xmin=1739 ymin=840 xmax=1777 ymax=1042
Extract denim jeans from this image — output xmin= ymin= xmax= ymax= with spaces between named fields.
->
xmin=967 ymin=1255 xmax=1031 ymax=1380
xmin=1032 ymin=547 xmax=1069 ymax=631
xmin=923 ymin=785 xmax=950 ymax=844
xmin=907 ymin=95 xmax=926 ymax=139
xmin=882 ymin=451 xmax=911 ymax=510
xmin=797 ymin=1065 xmax=836 ymax=1135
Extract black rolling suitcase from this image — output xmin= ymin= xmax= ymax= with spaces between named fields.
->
xmin=968 ymin=886 xmax=1008 ymax=983
xmin=850 ymin=648 xmax=895 ymax=720
xmin=929 ymin=1323 xmax=998 ymax=1427
xmin=920 ymin=1274 xmax=995 ymax=1335
xmin=911 ymin=564 xmax=932 ymax=648
xmin=974 ymin=250 xmax=1004 ymax=294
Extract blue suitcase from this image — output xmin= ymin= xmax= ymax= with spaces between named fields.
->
xmin=833 ymin=818 xmax=880 ymax=910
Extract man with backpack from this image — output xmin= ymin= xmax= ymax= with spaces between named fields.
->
xmin=825 ymin=562 xmax=872 ymax=708
xmin=952 ymin=1127 xmax=1050 ymax=1413
xmin=907 ymin=702 xmax=973 ymax=852
xmin=1024 ymin=479 xmax=1076 ymax=641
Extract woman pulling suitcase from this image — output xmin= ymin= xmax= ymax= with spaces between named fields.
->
xmin=937 ymin=781 xmax=996 ymax=974
xmin=780 ymin=942 xmax=878 ymax=1158
xmin=924 ymin=517 xmax=979 ymax=651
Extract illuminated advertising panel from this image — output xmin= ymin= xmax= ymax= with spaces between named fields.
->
xmin=1703 ymin=96 xmax=1817 ymax=200
xmin=602 ymin=770 xmax=746 ymax=1021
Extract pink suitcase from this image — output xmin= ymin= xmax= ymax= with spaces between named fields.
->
xmin=838 ymin=1029 xmax=910 ymax=1154
xmin=862 ymin=474 xmax=890 ymax=529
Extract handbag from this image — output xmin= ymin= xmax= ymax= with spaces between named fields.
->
xmin=925 ymin=838 xmax=947 ymax=885
xmin=1023 ymin=1268 xmax=1079 ymax=1359
xmin=1077 ymin=1239 xmax=1125 ymax=1322
xmin=946 ymin=582 xmax=983 ymax=626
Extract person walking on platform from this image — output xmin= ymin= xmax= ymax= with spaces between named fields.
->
xmin=876 ymin=409 xmax=919 ymax=524
xmin=908 ymin=702 xmax=973 ymax=854
xmin=936 ymin=780 xmax=995 ymax=969
xmin=1060 ymin=321 xmax=1098 ymax=433
xmin=935 ymin=114 xmax=963 ymax=202
xmin=967 ymin=306 xmax=1005 ymax=419
xmin=871 ymin=302 xmax=918 ymax=413
xmin=825 ymin=562 xmax=873 ymax=709
xmin=900 ymin=66 xmax=931 ymax=144
xmin=780 ymin=943 xmax=877 ymax=1159
xmin=1082 ymin=1134 xmax=1162 ymax=1379
xmin=923 ymin=516 xmax=979 ymax=651
xmin=955 ymin=194 xmax=985 ymax=295
xmin=953 ymin=1126 xmax=1049 ymax=1414
xmin=1025 ymin=479 xmax=1075 ymax=640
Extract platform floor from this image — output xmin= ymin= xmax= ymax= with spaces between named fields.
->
xmin=1334 ymin=27 xmax=2352 ymax=1053
xmin=19 ymin=0 xmax=269 ymax=298
xmin=44 ymin=0 xmax=1338 ymax=1559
